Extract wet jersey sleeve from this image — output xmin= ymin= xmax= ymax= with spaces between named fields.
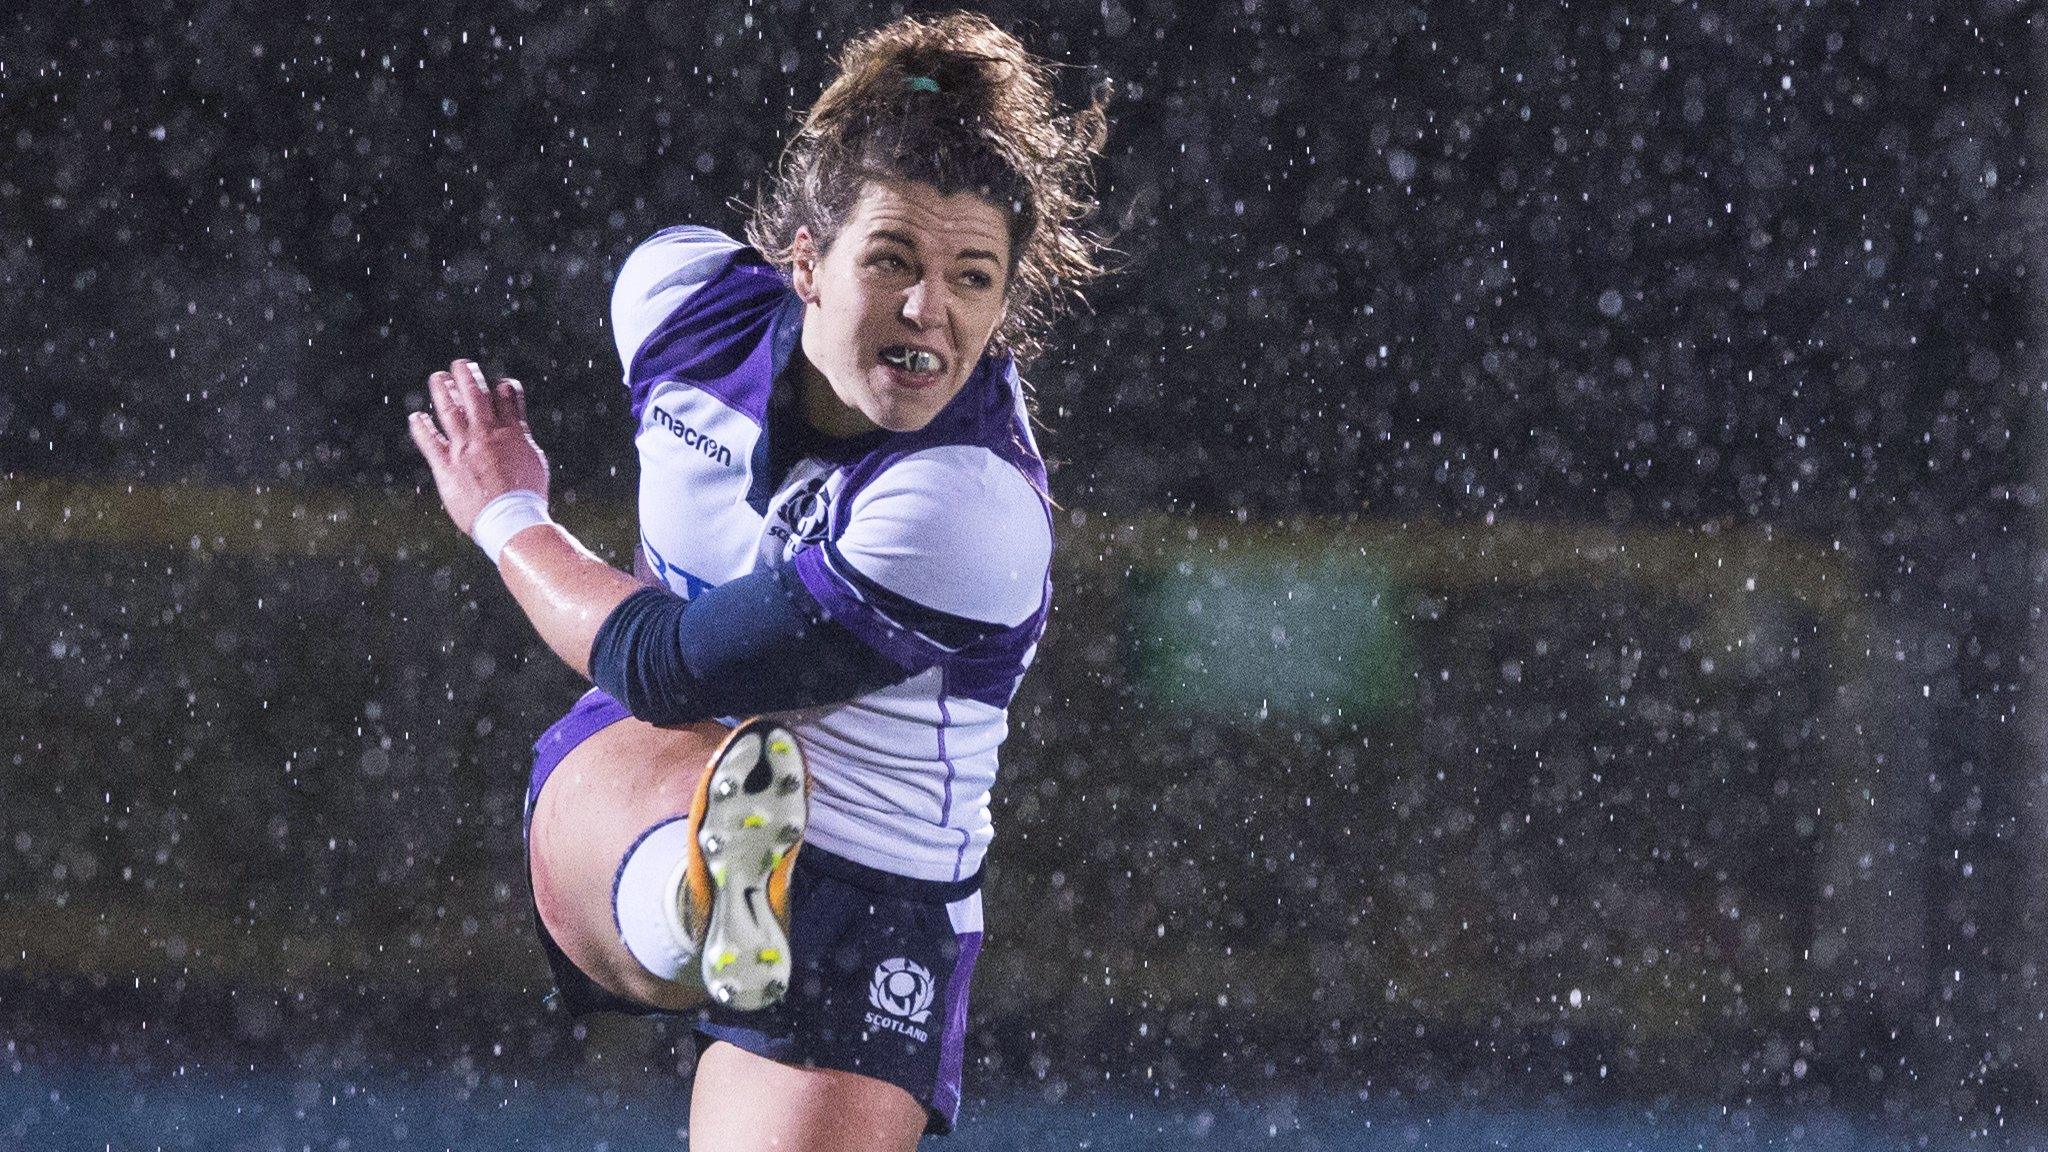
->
xmin=609 ymin=225 xmax=744 ymax=374
xmin=588 ymin=566 xmax=908 ymax=727
xmin=791 ymin=446 xmax=1052 ymax=675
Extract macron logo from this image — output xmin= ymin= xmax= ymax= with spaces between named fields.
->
xmin=648 ymin=406 xmax=733 ymax=468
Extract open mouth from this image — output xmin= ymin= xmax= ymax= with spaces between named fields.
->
xmin=879 ymin=346 xmax=944 ymax=376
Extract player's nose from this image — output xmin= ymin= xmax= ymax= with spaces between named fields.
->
xmin=899 ymin=277 xmax=951 ymax=329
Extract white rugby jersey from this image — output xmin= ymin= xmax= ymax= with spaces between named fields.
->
xmin=602 ymin=225 xmax=1053 ymax=883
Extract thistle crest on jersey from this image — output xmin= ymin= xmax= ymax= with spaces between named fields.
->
xmin=768 ymin=473 xmax=833 ymax=557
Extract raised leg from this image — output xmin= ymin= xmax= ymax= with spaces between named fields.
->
xmin=527 ymin=715 xmax=728 ymax=1011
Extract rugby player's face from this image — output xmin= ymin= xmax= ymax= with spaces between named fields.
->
xmin=792 ymin=181 xmax=1011 ymax=435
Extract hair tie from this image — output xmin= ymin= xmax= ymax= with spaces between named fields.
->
xmin=905 ymin=75 xmax=941 ymax=94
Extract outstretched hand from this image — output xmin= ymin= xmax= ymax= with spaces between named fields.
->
xmin=407 ymin=358 xmax=551 ymax=536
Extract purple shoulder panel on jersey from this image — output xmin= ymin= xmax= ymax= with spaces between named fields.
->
xmin=792 ymin=355 xmax=1054 ymax=709
xmin=939 ymin=608 xmax=1046 ymax=708
xmin=790 ymin=543 xmax=945 ymax=673
xmin=626 ymin=249 xmax=794 ymax=426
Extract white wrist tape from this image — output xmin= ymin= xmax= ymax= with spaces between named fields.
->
xmin=471 ymin=489 xmax=552 ymax=564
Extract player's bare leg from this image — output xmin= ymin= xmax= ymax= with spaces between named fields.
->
xmin=529 ymin=716 xmax=722 ymax=1010
xmin=528 ymin=716 xmax=805 ymax=1012
xmin=690 ymin=1040 xmax=927 ymax=1152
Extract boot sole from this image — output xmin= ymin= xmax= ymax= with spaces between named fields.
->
xmin=694 ymin=720 xmax=807 ymax=1010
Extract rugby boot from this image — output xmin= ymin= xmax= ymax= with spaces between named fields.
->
xmin=668 ymin=718 xmax=807 ymax=1010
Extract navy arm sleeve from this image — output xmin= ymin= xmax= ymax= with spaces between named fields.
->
xmin=588 ymin=563 xmax=911 ymax=727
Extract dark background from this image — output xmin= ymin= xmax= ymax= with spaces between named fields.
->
xmin=3 ymin=0 xmax=2044 ymax=1145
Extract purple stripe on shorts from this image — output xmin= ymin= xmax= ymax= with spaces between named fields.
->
xmin=931 ymin=929 xmax=984 ymax=1124
xmin=527 ymin=689 xmax=633 ymax=818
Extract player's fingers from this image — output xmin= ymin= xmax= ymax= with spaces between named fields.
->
xmin=483 ymin=375 xmax=510 ymax=423
xmin=407 ymin=410 xmax=449 ymax=462
xmin=498 ymin=378 xmax=526 ymax=426
xmin=428 ymin=371 xmax=469 ymax=437
xmin=451 ymin=358 xmax=492 ymax=424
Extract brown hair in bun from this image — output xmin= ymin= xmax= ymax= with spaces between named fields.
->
xmin=747 ymin=11 xmax=1112 ymax=363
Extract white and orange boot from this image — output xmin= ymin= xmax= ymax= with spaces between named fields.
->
xmin=668 ymin=718 xmax=808 ymax=1010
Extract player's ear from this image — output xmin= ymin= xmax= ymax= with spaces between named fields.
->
xmin=791 ymin=227 xmax=820 ymax=305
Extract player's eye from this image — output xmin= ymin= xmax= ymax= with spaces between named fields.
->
xmin=960 ymin=269 xmax=994 ymax=290
xmin=869 ymin=253 xmax=910 ymax=273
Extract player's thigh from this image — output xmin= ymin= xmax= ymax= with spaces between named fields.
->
xmin=689 ymin=1040 xmax=926 ymax=1152
xmin=528 ymin=715 xmax=727 ymax=1010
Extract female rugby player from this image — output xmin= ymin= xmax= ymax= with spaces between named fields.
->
xmin=406 ymin=13 xmax=1109 ymax=1149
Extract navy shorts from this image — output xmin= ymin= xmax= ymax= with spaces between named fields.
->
xmin=524 ymin=692 xmax=987 ymax=1135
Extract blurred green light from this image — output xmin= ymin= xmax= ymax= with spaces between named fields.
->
xmin=1130 ymin=546 xmax=1407 ymax=721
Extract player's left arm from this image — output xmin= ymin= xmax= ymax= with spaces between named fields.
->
xmin=408 ymin=357 xmax=640 ymax=678
xmin=585 ymin=450 xmax=1052 ymax=725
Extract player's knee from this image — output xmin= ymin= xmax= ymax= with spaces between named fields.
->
xmin=526 ymin=716 xmax=728 ymax=1008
